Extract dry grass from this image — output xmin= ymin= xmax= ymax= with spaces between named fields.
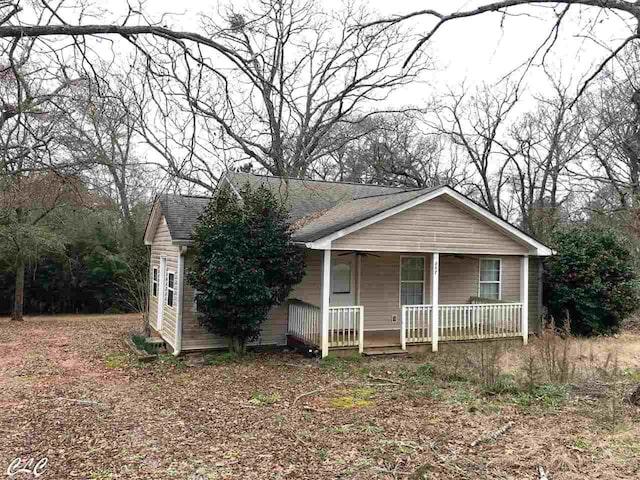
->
xmin=1 ymin=314 xmax=639 ymax=479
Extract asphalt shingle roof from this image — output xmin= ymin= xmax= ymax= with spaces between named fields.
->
xmin=158 ymin=172 xmax=439 ymax=242
xmin=158 ymin=194 xmax=211 ymax=241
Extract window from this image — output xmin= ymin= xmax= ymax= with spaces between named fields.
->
xmin=152 ymin=267 xmax=158 ymax=297
xmin=332 ymin=263 xmax=351 ymax=294
xmin=167 ymin=272 xmax=175 ymax=307
xmin=400 ymin=257 xmax=425 ymax=305
xmin=479 ymin=259 xmax=501 ymax=299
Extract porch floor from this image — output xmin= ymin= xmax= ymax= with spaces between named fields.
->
xmin=328 ymin=328 xmax=523 ymax=350
xmin=327 ymin=330 xmax=403 ymax=349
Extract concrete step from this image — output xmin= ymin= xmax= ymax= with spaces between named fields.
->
xmin=363 ymin=348 xmax=408 ymax=357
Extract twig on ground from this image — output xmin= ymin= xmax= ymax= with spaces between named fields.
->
xmin=538 ymin=466 xmax=549 ymax=480
xmin=470 ymin=421 xmax=513 ymax=447
xmin=368 ymin=373 xmax=403 ymax=385
xmin=293 ymin=387 xmax=324 ymax=407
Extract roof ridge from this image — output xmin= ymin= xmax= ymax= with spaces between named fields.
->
xmin=353 ymin=185 xmax=439 ymax=200
xmin=162 ymin=193 xmax=212 ymax=200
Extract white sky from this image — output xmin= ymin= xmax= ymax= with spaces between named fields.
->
xmin=99 ymin=0 xmax=636 ymax=197
xmin=142 ymin=0 xmax=634 ymax=104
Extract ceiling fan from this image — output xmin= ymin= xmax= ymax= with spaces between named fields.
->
xmin=442 ymin=253 xmax=473 ymax=260
xmin=337 ymin=250 xmax=381 ymax=258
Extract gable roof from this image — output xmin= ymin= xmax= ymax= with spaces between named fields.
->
xmin=144 ymin=172 xmax=553 ymax=256
xmin=143 ymin=194 xmax=210 ymax=245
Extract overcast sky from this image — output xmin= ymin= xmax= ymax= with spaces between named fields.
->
xmin=141 ymin=0 xmax=634 ymax=105
xmin=109 ymin=0 xmax=637 ymax=193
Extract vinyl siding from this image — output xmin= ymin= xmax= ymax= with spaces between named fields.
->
xmin=180 ymin=249 xmax=529 ymax=347
xmin=180 ymin=249 xmax=322 ymax=351
xmin=332 ymin=196 xmax=529 ymax=255
xmin=148 ymin=216 xmax=180 ymax=348
xmin=528 ymin=256 xmax=542 ymax=333
xmin=360 ymin=253 xmax=522 ymax=330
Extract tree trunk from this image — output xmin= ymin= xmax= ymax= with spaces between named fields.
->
xmin=11 ymin=256 xmax=25 ymax=321
xmin=228 ymin=337 xmax=247 ymax=356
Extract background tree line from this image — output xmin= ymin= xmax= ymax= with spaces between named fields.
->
xmin=3 ymin=0 xmax=640 ymax=322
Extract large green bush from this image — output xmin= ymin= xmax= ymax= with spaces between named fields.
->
xmin=188 ymin=182 xmax=305 ymax=354
xmin=544 ymin=228 xmax=640 ymax=336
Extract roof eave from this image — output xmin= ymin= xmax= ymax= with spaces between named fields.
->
xmin=302 ymin=186 xmax=553 ymax=256
xmin=171 ymin=240 xmax=193 ymax=246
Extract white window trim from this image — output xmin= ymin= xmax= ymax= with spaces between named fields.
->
xmin=331 ymin=262 xmax=352 ymax=294
xmin=478 ymin=257 xmax=502 ymax=300
xmin=167 ymin=271 xmax=176 ymax=307
xmin=152 ymin=266 xmax=158 ymax=297
xmin=399 ymin=255 xmax=427 ymax=307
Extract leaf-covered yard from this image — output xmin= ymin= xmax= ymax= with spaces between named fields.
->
xmin=1 ymin=315 xmax=639 ymax=479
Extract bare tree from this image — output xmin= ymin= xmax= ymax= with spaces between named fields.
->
xmin=507 ymin=77 xmax=587 ymax=238
xmin=365 ymin=1 xmax=640 ymax=102
xmin=59 ymin=71 xmax=155 ymax=225
xmin=0 ymin=3 xmax=90 ymax=321
xmin=134 ymin=0 xmax=431 ymax=187
xmin=317 ymin=112 xmax=468 ymax=189
xmin=428 ymin=82 xmax=520 ymax=217
xmin=578 ymin=48 xmax=640 ymax=211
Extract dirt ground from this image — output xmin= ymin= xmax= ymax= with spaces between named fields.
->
xmin=1 ymin=314 xmax=639 ymax=479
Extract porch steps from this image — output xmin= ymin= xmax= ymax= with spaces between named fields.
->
xmin=363 ymin=348 xmax=408 ymax=357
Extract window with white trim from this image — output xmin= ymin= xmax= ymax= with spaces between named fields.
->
xmin=479 ymin=259 xmax=501 ymax=299
xmin=152 ymin=267 xmax=158 ymax=297
xmin=331 ymin=263 xmax=351 ymax=294
xmin=400 ymin=257 xmax=425 ymax=305
xmin=167 ymin=272 xmax=175 ymax=307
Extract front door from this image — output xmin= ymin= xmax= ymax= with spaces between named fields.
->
xmin=157 ymin=257 xmax=167 ymax=330
xmin=330 ymin=255 xmax=355 ymax=307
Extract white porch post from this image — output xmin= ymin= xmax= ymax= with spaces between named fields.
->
xmin=320 ymin=248 xmax=332 ymax=358
xmin=431 ymin=252 xmax=440 ymax=352
xmin=520 ymin=255 xmax=529 ymax=345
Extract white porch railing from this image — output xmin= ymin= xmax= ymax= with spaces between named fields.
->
xmin=288 ymin=302 xmax=364 ymax=353
xmin=401 ymin=305 xmax=432 ymax=347
xmin=328 ymin=306 xmax=364 ymax=353
xmin=402 ymin=302 xmax=523 ymax=349
xmin=439 ymin=303 xmax=522 ymax=341
xmin=288 ymin=300 xmax=320 ymax=347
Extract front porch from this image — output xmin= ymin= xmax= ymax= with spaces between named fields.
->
xmin=288 ymin=299 xmax=526 ymax=355
xmin=286 ymin=250 xmax=531 ymax=357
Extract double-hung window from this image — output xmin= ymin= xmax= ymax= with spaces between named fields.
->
xmin=400 ymin=257 xmax=425 ymax=305
xmin=479 ymin=259 xmax=501 ymax=299
xmin=332 ymin=263 xmax=351 ymax=294
xmin=167 ymin=272 xmax=175 ymax=307
xmin=152 ymin=267 xmax=158 ymax=297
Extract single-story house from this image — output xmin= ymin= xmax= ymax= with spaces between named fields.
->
xmin=143 ymin=172 xmax=552 ymax=357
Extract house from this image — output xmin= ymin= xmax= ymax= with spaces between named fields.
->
xmin=143 ymin=172 xmax=552 ymax=357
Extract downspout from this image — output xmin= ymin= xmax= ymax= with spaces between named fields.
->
xmin=174 ymin=246 xmax=187 ymax=356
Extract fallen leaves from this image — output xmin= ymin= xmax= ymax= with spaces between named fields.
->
xmin=0 ymin=314 xmax=639 ymax=479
